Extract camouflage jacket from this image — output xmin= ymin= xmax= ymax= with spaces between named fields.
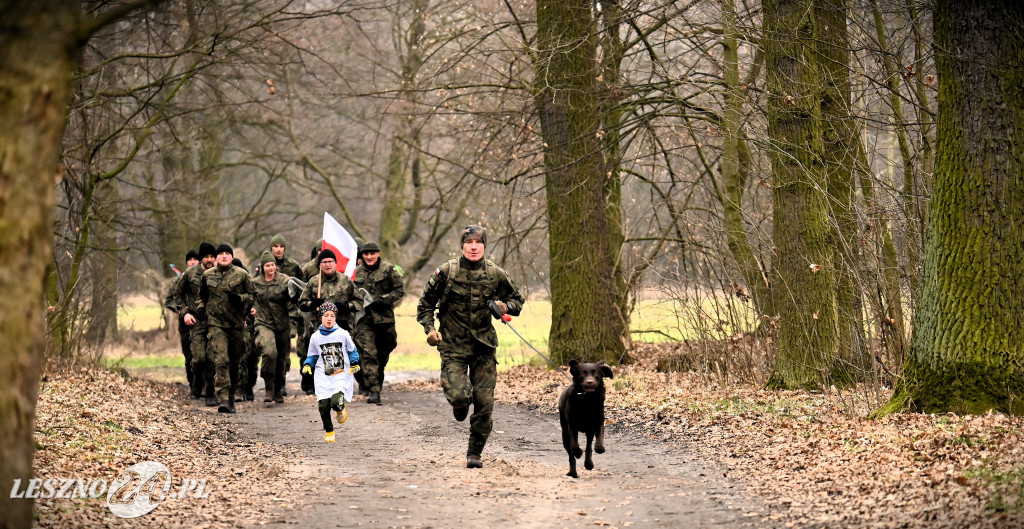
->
xmin=274 ymin=256 xmax=302 ymax=280
xmin=416 ymin=257 xmax=524 ymax=350
xmin=168 ymin=263 xmax=211 ymax=317
xmin=164 ymin=275 xmax=185 ymax=317
xmin=198 ymin=264 xmax=256 ymax=329
xmin=353 ymin=260 xmax=405 ymax=326
xmin=299 ymin=258 xmax=319 ymax=283
xmin=253 ymin=272 xmax=291 ymax=331
xmin=299 ymin=271 xmax=363 ymax=330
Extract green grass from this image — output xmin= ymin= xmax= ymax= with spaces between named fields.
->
xmin=965 ymin=465 xmax=1024 ymax=513
xmin=117 ymin=298 xmax=165 ymax=332
xmin=115 ymin=293 xmax=754 ymax=374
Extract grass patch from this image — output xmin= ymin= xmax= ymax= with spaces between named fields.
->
xmin=965 ymin=465 xmax=1024 ymax=513
xmin=115 ymin=293 xmax=753 ymax=377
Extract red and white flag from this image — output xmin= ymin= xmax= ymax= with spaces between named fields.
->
xmin=322 ymin=212 xmax=359 ymax=278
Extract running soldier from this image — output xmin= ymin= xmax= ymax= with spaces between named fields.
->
xmin=197 ymin=243 xmax=256 ymax=414
xmin=416 ymin=225 xmax=524 ymax=468
xmin=169 ymin=242 xmax=218 ymax=406
xmin=352 ymin=241 xmax=405 ymax=405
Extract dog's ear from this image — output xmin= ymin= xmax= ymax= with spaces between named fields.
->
xmin=568 ymin=359 xmax=580 ymax=376
xmin=600 ymin=364 xmax=613 ymax=379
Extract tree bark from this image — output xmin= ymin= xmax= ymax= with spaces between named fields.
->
xmin=878 ymin=0 xmax=1024 ymax=415
xmin=535 ymin=0 xmax=626 ymax=365
xmin=764 ymin=0 xmax=839 ymax=389
xmin=0 ymin=3 xmax=80 ymax=527
xmin=816 ymin=0 xmax=868 ymax=381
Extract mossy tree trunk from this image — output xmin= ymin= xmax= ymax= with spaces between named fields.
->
xmin=0 ymin=4 xmax=80 ymax=527
xmin=597 ymin=0 xmax=630 ymax=353
xmin=719 ymin=0 xmax=774 ymax=322
xmin=816 ymin=0 xmax=867 ymax=381
xmin=878 ymin=0 xmax=1024 ymax=415
xmin=764 ymin=0 xmax=839 ymax=390
xmin=535 ymin=0 xmax=626 ymax=365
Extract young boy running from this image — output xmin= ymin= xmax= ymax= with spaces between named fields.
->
xmin=302 ymin=302 xmax=360 ymax=442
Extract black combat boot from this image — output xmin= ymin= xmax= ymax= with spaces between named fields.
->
xmin=367 ymin=391 xmax=381 ymax=405
xmin=466 ymin=455 xmax=483 ymax=468
xmin=228 ymin=392 xmax=237 ymax=413
xmin=218 ymin=400 xmax=233 ymax=413
xmin=453 ymin=405 xmax=469 ymax=422
xmin=243 ymin=387 xmax=255 ymax=402
xmin=263 ymin=380 xmax=274 ymax=403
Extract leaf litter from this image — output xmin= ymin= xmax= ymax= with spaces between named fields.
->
xmin=31 ymin=342 xmax=1024 ymax=528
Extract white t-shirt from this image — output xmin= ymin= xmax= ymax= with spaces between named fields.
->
xmin=307 ymin=326 xmax=356 ymax=401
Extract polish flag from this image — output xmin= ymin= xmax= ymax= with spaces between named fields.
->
xmin=322 ymin=212 xmax=359 ymax=278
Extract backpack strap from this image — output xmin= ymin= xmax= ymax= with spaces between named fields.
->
xmin=438 ymin=258 xmax=460 ymax=310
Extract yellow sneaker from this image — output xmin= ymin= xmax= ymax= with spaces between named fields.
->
xmin=323 ymin=431 xmax=336 ymax=443
xmin=336 ymin=403 xmax=348 ymax=424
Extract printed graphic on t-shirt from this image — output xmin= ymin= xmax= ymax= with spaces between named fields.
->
xmin=320 ymin=342 xmax=347 ymax=376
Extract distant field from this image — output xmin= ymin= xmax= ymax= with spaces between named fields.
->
xmin=112 ymin=292 xmax=754 ymax=378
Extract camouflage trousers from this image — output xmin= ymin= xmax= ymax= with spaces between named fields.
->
xmin=440 ymin=342 xmax=497 ymax=456
xmin=207 ymin=325 xmax=246 ymax=401
xmin=255 ymin=324 xmax=291 ymax=393
xmin=177 ymin=317 xmax=194 ymax=391
xmin=354 ymin=321 xmax=398 ymax=393
xmin=240 ymin=326 xmax=258 ymax=392
xmin=188 ymin=321 xmax=214 ymax=397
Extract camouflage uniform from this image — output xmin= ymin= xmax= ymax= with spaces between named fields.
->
xmin=169 ymin=263 xmax=215 ymax=401
xmin=252 ymin=271 xmax=292 ymax=400
xmin=416 ymin=256 xmax=524 ymax=457
xmin=353 ymin=259 xmax=405 ymax=395
xmin=297 ymin=256 xmax=321 ymax=391
xmin=298 ymin=270 xmax=362 ymax=333
xmin=164 ymin=274 xmax=195 ymax=395
xmin=198 ymin=263 xmax=256 ymax=404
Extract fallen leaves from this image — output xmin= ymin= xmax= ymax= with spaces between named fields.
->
xmin=32 ymin=365 xmax=303 ymax=528
xmin=399 ymin=345 xmax=1024 ymax=528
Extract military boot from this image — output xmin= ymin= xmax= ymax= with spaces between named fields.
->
xmin=218 ymin=400 xmax=234 ymax=413
xmin=204 ymin=378 xmax=217 ymax=407
xmin=466 ymin=455 xmax=483 ymax=469
xmin=243 ymin=386 xmax=255 ymax=402
xmin=263 ymin=380 xmax=274 ymax=403
xmin=229 ymin=392 xmax=237 ymax=413
xmin=367 ymin=391 xmax=381 ymax=405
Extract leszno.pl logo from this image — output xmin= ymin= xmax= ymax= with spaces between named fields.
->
xmin=10 ymin=461 xmax=209 ymax=518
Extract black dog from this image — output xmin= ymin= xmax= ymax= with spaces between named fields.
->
xmin=558 ymin=359 xmax=613 ymax=478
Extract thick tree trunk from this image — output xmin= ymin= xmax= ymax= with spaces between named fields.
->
xmin=597 ymin=0 xmax=629 ymax=352
xmin=535 ymin=0 xmax=626 ymax=365
xmin=879 ymin=0 xmax=1024 ymax=415
xmin=764 ymin=0 xmax=839 ymax=389
xmin=0 ymin=3 xmax=80 ymax=527
xmin=816 ymin=0 xmax=868 ymax=382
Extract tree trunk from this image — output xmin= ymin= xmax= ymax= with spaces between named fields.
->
xmin=0 ymin=3 xmax=80 ymax=527
xmin=878 ymin=0 xmax=1024 ymax=415
xmin=816 ymin=0 xmax=868 ymax=382
xmin=719 ymin=0 xmax=774 ymax=322
xmin=535 ymin=0 xmax=626 ymax=365
xmin=764 ymin=0 xmax=839 ymax=389
xmin=86 ymin=179 xmax=120 ymax=344
xmin=597 ymin=0 xmax=630 ymax=353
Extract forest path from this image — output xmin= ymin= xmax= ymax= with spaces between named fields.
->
xmin=217 ymin=372 xmax=769 ymax=529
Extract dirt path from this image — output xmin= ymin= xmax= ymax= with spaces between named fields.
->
xmin=210 ymin=372 xmax=768 ymax=529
